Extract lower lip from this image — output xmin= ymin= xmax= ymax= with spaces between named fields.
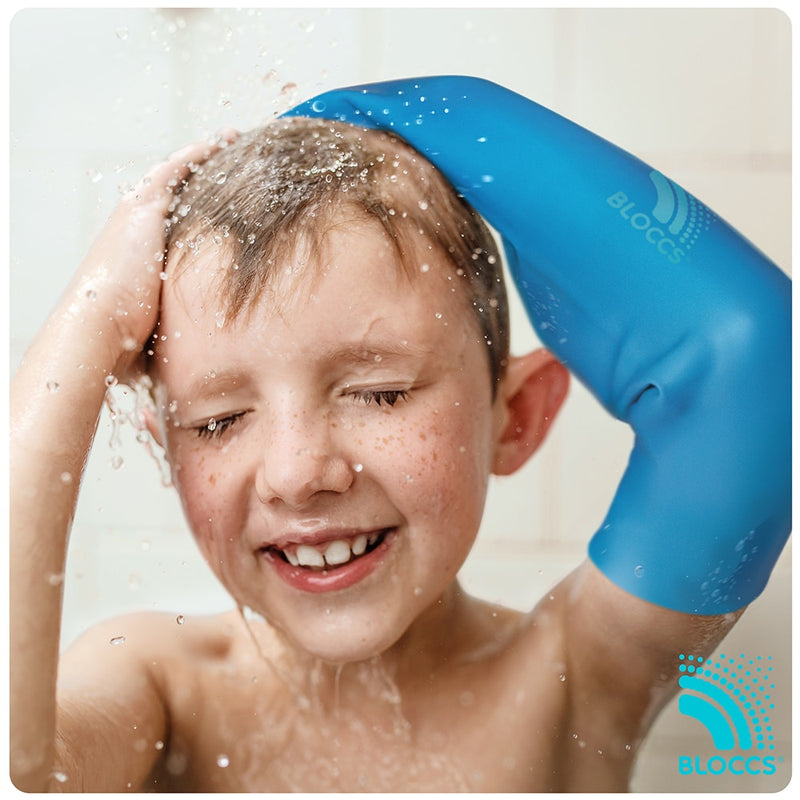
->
xmin=262 ymin=530 xmax=395 ymax=594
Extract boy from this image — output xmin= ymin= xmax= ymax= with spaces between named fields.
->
xmin=10 ymin=77 xmax=790 ymax=792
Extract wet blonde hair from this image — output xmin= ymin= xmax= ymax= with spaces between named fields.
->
xmin=164 ymin=117 xmax=509 ymax=391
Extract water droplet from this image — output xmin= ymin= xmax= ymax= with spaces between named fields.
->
xmin=52 ymin=770 xmax=68 ymax=783
xmin=559 ymin=673 xmax=567 ymax=682
xmin=420 ymin=263 xmax=430 ymax=273
xmin=634 ymin=565 xmax=645 ymax=578
xmin=418 ymin=200 xmax=429 ymax=211
xmin=46 ymin=380 xmax=59 ymax=393
xmin=311 ymin=99 xmax=326 ymax=113
xmin=109 ymin=636 xmax=126 ymax=646
xmin=214 ymin=172 xmax=227 ymax=185
xmin=110 ymin=455 xmax=124 ymax=470
xmin=216 ymin=754 xmax=230 ymax=768
xmin=47 ymin=572 xmax=65 ymax=586
xmin=459 ymin=690 xmax=474 ymax=707
xmin=207 ymin=418 xmax=217 ymax=432
xmin=215 ymin=311 xmax=225 ymax=328
xmin=176 ymin=615 xmax=185 ymax=625
xmin=353 ymin=462 xmax=363 ymax=473
xmin=60 ymin=471 xmax=73 ymax=484
xmin=434 ymin=312 xmax=443 ymax=320
xmin=104 ymin=374 xmax=118 ymax=388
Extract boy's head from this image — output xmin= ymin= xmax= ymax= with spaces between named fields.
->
xmin=144 ymin=118 xmax=567 ymax=664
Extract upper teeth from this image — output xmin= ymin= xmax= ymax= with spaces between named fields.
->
xmin=287 ymin=533 xmax=375 ymax=568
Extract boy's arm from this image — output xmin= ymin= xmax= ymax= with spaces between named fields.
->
xmin=9 ymin=137 xmax=233 ymax=791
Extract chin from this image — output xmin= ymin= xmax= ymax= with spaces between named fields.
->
xmin=242 ymin=602 xmax=409 ymax=666
xmin=286 ymin=616 xmax=405 ymax=666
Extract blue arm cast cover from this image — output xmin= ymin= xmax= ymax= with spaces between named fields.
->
xmin=285 ymin=76 xmax=791 ymax=614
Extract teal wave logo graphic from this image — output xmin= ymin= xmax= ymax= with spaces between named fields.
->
xmin=650 ymin=170 xmax=690 ymax=235
xmin=677 ymin=654 xmax=776 ymax=752
xmin=649 ymin=170 xmax=715 ymax=252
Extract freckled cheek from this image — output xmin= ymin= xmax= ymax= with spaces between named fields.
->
xmin=391 ymin=409 xmax=492 ymax=517
xmin=167 ymin=444 xmax=248 ymax=555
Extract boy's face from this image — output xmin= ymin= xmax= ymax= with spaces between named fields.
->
xmin=153 ymin=213 xmax=505 ymax=663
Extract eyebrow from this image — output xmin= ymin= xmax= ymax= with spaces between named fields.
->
xmin=317 ymin=336 xmax=429 ymax=365
xmin=172 ymin=335 xmax=429 ymax=406
xmin=174 ymin=371 xmax=247 ymax=407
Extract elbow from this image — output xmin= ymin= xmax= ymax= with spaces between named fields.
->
xmin=630 ymin=271 xmax=791 ymax=441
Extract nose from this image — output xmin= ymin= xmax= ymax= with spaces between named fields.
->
xmin=254 ymin=406 xmax=355 ymax=509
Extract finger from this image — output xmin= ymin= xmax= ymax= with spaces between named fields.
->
xmin=134 ymin=130 xmax=240 ymax=203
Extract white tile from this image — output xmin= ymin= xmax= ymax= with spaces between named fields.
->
xmin=567 ymin=9 xmax=787 ymax=159
xmin=367 ymin=8 xmax=560 ymax=106
xmin=10 ymin=9 xmax=176 ymax=152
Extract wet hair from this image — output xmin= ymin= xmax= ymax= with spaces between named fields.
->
xmin=164 ymin=117 xmax=509 ymax=392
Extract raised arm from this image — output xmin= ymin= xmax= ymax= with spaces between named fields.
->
xmin=9 ymin=135 xmax=234 ymax=791
xmin=285 ymin=76 xmax=791 ymax=616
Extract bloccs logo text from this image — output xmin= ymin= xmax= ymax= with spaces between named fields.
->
xmin=676 ymin=653 xmax=783 ymax=778
xmin=607 ymin=170 xmax=715 ymax=264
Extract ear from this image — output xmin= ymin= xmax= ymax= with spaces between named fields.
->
xmin=492 ymin=349 xmax=569 ymax=476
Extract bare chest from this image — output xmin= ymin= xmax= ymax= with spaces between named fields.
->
xmin=148 ymin=656 xmax=570 ymax=792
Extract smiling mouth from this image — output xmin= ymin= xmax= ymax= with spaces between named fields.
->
xmin=262 ymin=529 xmax=391 ymax=571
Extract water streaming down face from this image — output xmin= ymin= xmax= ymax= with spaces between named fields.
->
xmin=235 ymin=605 xmax=472 ymax=791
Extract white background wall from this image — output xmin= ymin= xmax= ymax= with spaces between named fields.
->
xmin=8 ymin=6 xmax=792 ymax=792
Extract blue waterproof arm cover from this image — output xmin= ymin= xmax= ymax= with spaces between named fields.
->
xmin=285 ymin=76 xmax=791 ymax=614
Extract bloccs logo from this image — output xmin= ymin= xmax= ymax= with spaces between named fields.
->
xmin=677 ymin=653 xmax=782 ymax=777
xmin=607 ymin=170 xmax=715 ymax=264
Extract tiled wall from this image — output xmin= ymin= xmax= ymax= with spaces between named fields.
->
xmin=9 ymin=8 xmax=791 ymax=792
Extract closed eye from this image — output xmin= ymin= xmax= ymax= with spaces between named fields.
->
xmin=195 ymin=411 xmax=247 ymax=439
xmin=354 ymin=389 xmax=410 ymax=408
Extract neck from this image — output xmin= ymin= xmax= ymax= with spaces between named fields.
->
xmin=245 ymin=580 xmax=477 ymax=705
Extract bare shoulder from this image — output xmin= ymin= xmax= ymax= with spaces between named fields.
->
xmin=497 ymin=561 xmax=742 ymax=790
xmin=541 ymin=561 xmax=740 ymax=781
xmin=54 ymin=608 xmax=251 ymax=791
xmin=60 ymin=608 xmax=244 ymax=674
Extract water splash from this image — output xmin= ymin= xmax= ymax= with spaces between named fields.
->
xmin=234 ymin=606 xmax=470 ymax=790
